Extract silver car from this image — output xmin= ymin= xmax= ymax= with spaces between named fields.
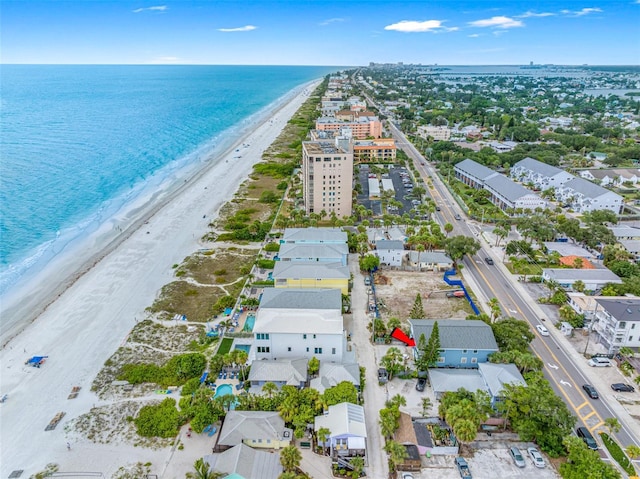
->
xmin=527 ymin=447 xmax=545 ymax=468
xmin=510 ymin=446 xmax=526 ymax=468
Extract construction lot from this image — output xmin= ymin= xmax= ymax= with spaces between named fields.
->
xmin=372 ymin=270 xmax=474 ymax=321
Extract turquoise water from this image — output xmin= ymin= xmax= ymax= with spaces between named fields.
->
xmin=234 ymin=344 xmax=251 ymax=353
xmin=243 ymin=315 xmax=256 ymax=332
xmin=0 ymin=65 xmax=338 ymax=295
xmin=214 ymin=384 xmax=233 ymax=398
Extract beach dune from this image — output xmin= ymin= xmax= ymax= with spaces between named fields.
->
xmin=0 ymin=81 xmax=318 ymax=478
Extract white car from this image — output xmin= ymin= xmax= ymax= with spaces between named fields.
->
xmin=528 ymin=447 xmax=546 ymax=468
xmin=536 ymin=324 xmax=550 ymax=336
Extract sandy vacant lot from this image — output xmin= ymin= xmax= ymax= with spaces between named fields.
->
xmin=373 ymin=270 xmax=474 ymax=322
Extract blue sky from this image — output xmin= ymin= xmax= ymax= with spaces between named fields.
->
xmin=1 ymin=0 xmax=639 ymax=65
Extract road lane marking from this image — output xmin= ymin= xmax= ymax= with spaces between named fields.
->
xmin=560 ymin=380 xmax=572 ymax=387
xmin=548 ymin=363 xmax=559 ymax=370
xmin=583 ymin=411 xmax=597 ymax=421
xmin=590 ymin=421 xmax=605 ymax=433
xmin=468 ymin=260 xmax=605 ymax=427
xmin=577 ymin=401 xmax=589 ymax=410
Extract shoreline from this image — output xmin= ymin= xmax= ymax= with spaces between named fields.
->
xmin=0 ymin=79 xmax=320 ymax=477
xmin=0 ymin=80 xmax=316 ymax=347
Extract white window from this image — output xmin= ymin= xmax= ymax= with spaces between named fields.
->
xmin=460 ymin=357 xmax=467 ymax=364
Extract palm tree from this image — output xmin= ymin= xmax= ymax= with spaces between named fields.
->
xmin=386 ymin=393 xmax=407 ymax=410
xmin=545 ymin=279 xmax=559 ymax=300
xmin=488 ymin=297 xmax=501 ymax=323
xmin=262 ymin=381 xmax=278 ymax=398
xmin=186 ymin=458 xmax=225 ymax=479
xmin=316 ymin=427 xmax=330 ymax=455
xmin=604 ymin=417 xmax=621 ymax=435
xmin=349 ymin=456 xmax=365 ymax=479
xmin=453 ymin=418 xmax=478 ymax=446
xmin=384 ymin=439 xmax=408 ymax=472
xmin=420 ymin=397 xmax=433 ymax=418
xmin=444 ymin=223 xmax=454 ymax=237
xmin=280 ymin=445 xmax=302 ymax=472
xmin=626 ymin=445 xmax=640 ymax=459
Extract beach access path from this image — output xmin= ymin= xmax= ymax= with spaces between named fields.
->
xmin=0 ymin=81 xmax=319 ymax=479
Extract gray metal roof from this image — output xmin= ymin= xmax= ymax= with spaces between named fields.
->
xmin=259 ymin=288 xmax=342 ymax=310
xmin=278 ymin=243 xmax=348 ymax=260
xmin=248 ymin=358 xmax=308 ymax=385
xmin=314 ymin=402 xmax=367 ymax=438
xmin=513 ymin=157 xmax=565 ymax=177
xmin=217 ymin=411 xmax=290 ymax=446
xmin=428 ymin=369 xmax=488 ymax=395
xmin=543 ymin=268 xmax=622 ymax=282
xmin=205 ymin=444 xmax=283 ymax=479
xmin=272 ymin=261 xmax=349 ymax=280
xmin=562 ymin=177 xmax=615 ymax=199
xmin=477 ymin=363 xmax=526 ymax=397
xmin=376 ymin=240 xmax=404 ymax=250
xmin=409 ymin=319 xmax=498 ymax=351
xmin=407 ymin=251 xmax=453 ymax=264
xmin=454 ymin=158 xmax=498 ymax=181
xmin=483 ymin=174 xmax=541 ymax=202
xmin=594 ymin=298 xmax=640 ymax=322
xmin=309 ymin=361 xmax=361 ymax=393
xmin=283 ymin=227 xmax=347 ymax=243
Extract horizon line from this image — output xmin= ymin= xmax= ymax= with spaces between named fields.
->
xmin=2 ymin=62 xmax=640 ymax=67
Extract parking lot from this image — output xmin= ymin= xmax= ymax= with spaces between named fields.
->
xmin=356 ymin=164 xmax=426 ymax=218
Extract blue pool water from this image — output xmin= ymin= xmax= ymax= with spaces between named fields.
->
xmin=214 ymin=384 xmax=233 ymax=398
xmin=243 ymin=315 xmax=256 ymax=332
xmin=234 ymin=344 xmax=251 ymax=354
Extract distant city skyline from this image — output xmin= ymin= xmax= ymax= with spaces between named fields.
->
xmin=1 ymin=0 xmax=639 ymax=65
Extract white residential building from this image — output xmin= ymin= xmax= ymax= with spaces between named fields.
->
xmin=482 ymin=175 xmax=547 ymax=212
xmin=252 ymin=288 xmax=346 ymax=363
xmin=555 ymin=177 xmax=623 ymax=214
xmin=542 ymin=268 xmax=622 ymax=292
xmin=592 ymin=298 xmax=640 ymax=353
xmin=282 ymin=227 xmax=347 ymax=245
xmin=417 ymin=125 xmax=451 ymax=141
xmin=580 ymin=169 xmax=640 ymax=187
xmin=374 ymin=240 xmax=405 ymax=267
xmin=511 ymin=157 xmax=573 ymax=190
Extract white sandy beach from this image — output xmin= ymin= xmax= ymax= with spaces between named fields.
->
xmin=0 ymin=81 xmax=319 ymax=478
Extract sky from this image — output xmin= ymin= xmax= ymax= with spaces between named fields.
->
xmin=1 ymin=0 xmax=639 ymax=66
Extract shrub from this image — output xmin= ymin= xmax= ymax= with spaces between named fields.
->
xmin=119 ymin=353 xmax=206 ymax=387
xmin=264 ymin=242 xmax=280 ymax=252
xmin=600 ymin=432 xmax=636 ymax=475
xmin=256 ymin=259 xmax=276 ymax=269
xmin=134 ymin=398 xmax=181 ymax=438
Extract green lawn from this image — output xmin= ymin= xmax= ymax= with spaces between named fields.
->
xmin=216 ymin=337 xmax=234 ymax=356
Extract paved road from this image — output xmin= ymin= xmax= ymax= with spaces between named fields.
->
xmin=349 ymin=254 xmax=388 ymax=479
xmin=387 ymin=121 xmax=640 ymax=451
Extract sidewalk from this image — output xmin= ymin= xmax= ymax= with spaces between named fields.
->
xmin=477 ymin=229 xmax=640 ymax=443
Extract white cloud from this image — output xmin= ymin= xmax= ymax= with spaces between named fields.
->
xmin=146 ymin=56 xmax=181 ymax=64
xmin=384 ymin=20 xmax=458 ymax=33
xmin=517 ymin=11 xmax=556 ymax=18
xmin=468 ymin=33 xmax=482 ymax=38
xmin=468 ymin=16 xmax=524 ymax=28
xmin=217 ymin=25 xmax=258 ymax=32
xmin=132 ymin=5 xmax=167 ymax=13
xmin=320 ymin=18 xmax=346 ymax=26
xmin=561 ymin=7 xmax=603 ymax=16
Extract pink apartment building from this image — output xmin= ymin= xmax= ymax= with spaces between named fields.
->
xmin=315 ymin=115 xmax=382 ymax=139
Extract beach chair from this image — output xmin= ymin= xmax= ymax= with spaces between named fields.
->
xmin=203 ymin=424 xmax=212 ymax=433
xmin=208 ymin=426 xmax=217 ymax=437
xmin=223 ymin=372 xmax=227 ymax=380
xmin=218 ymin=371 xmax=224 ymax=379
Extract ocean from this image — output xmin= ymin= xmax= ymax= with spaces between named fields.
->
xmin=0 ymin=65 xmax=338 ymax=296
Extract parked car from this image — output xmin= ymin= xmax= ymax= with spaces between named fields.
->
xmin=446 ymin=291 xmax=465 ymax=298
xmin=435 ymin=206 xmax=441 ymax=211
xmin=454 ymin=213 xmax=462 ymax=220
xmin=455 ymin=457 xmax=472 ymax=479
xmin=527 ymin=447 xmax=546 ymax=468
xmin=611 ymin=383 xmax=635 ymax=392
xmin=536 ymin=324 xmax=550 ymax=336
xmin=401 ymin=474 xmax=414 ymax=479
xmin=588 ymin=357 xmax=611 ymax=367
xmin=582 ymin=384 xmax=599 ymax=399
xmin=484 ymin=257 xmax=494 ymax=265
xmin=576 ymin=426 xmax=598 ymax=450
xmin=416 ymin=378 xmax=426 ymax=392
xmin=364 ymin=276 xmax=371 ymax=286
xmin=509 ymin=446 xmax=526 ymax=468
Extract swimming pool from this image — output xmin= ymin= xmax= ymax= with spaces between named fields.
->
xmin=243 ymin=314 xmax=256 ymax=332
xmin=214 ymin=384 xmax=233 ymax=398
xmin=234 ymin=344 xmax=251 ymax=354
